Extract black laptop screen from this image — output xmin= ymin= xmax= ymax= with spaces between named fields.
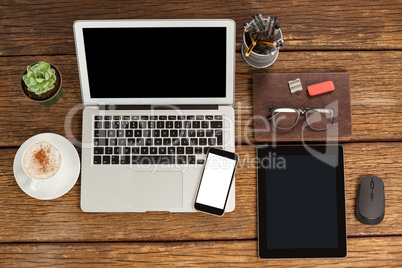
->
xmin=82 ymin=27 xmax=227 ymax=98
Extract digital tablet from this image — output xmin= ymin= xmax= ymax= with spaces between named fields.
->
xmin=257 ymin=145 xmax=347 ymax=259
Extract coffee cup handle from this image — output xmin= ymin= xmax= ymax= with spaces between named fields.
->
xmin=31 ymin=180 xmax=41 ymax=191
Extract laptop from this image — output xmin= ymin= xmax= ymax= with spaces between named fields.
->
xmin=73 ymin=20 xmax=236 ymax=212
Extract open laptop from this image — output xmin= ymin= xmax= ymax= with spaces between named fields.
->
xmin=73 ymin=20 xmax=236 ymax=212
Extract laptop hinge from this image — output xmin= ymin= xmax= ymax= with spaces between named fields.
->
xmin=99 ymin=105 xmax=219 ymax=110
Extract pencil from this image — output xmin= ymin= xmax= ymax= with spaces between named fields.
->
xmin=245 ymin=33 xmax=260 ymax=57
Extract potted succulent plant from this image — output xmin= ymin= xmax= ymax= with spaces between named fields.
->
xmin=20 ymin=61 xmax=63 ymax=106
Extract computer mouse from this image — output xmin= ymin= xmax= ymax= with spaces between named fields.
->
xmin=356 ymin=176 xmax=385 ymax=225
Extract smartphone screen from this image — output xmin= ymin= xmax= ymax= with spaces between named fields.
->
xmin=194 ymin=148 xmax=238 ymax=216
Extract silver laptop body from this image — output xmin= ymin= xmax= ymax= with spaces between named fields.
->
xmin=74 ymin=20 xmax=236 ymax=212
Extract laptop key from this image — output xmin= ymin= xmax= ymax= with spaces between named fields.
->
xmin=112 ymin=121 xmax=120 ymax=129
xmin=118 ymin=138 xmax=126 ymax=146
xmin=150 ymin=116 xmax=158 ymax=120
xmin=177 ymin=147 xmax=184 ymax=154
xmin=206 ymin=130 xmax=214 ymax=137
xmin=188 ymin=155 xmax=196 ymax=164
xmin=143 ymin=130 xmax=151 ymax=137
xmin=117 ymin=130 xmax=125 ymax=137
xmin=94 ymin=138 xmax=108 ymax=146
xmin=95 ymin=116 xmax=102 ymax=120
xmin=197 ymin=159 xmax=204 ymax=164
xmin=94 ymin=147 xmax=104 ymax=154
xmin=199 ymin=138 xmax=207 ymax=145
xmin=184 ymin=121 xmax=191 ymax=128
xmin=132 ymin=155 xmax=175 ymax=165
xmin=190 ymin=138 xmax=198 ymax=145
xmin=179 ymin=130 xmax=187 ymax=137
xmin=211 ymin=121 xmax=223 ymax=128
xmin=154 ymin=138 xmax=162 ymax=146
xmin=163 ymin=138 xmax=171 ymax=146
xmin=178 ymin=116 xmax=185 ymax=120
xmin=130 ymin=121 xmax=138 ymax=128
xmin=181 ymin=138 xmax=189 ymax=146
xmin=131 ymin=116 xmax=139 ymax=120
xmin=141 ymin=147 xmax=149 ymax=154
xmin=214 ymin=115 xmax=223 ymax=120
xmin=197 ymin=130 xmax=205 ymax=137
xmin=104 ymin=121 xmax=111 ymax=129
xmin=177 ymin=156 xmax=187 ymax=164
xmin=168 ymin=115 xmax=176 ymax=120
xmin=94 ymin=130 xmax=106 ymax=137
xmin=120 ymin=156 xmax=130 ymax=164
xmin=108 ymin=130 xmax=116 ymax=137
xmin=141 ymin=116 xmax=149 ymax=120
xmin=201 ymin=121 xmax=209 ymax=128
xmin=113 ymin=116 xmax=121 ymax=120
xmin=132 ymin=147 xmax=139 ymax=154
xmin=168 ymin=147 xmax=175 ymax=154
xmin=186 ymin=147 xmax=193 ymax=154
xmin=121 ymin=121 xmax=129 ymax=129
xmin=105 ymin=147 xmax=113 ymax=154
xmin=195 ymin=147 xmax=203 ymax=154
xmin=114 ymin=147 xmax=121 ymax=154
xmin=208 ymin=138 xmax=216 ymax=146
xmin=150 ymin=147 xmax=158 ymax=154
xmin=109 ymin=138 xmax=117 ymax=146
xmin=159 ymin=116 xmax=167 ymax=120
xmin=206 ymin=115 xmax=213 ymax=120
xmin=94 ymin=121 xmax=102 ymax=129
xmin=123 ymin=116 xmax=130 ymax=120
xmin=188 ymin=130 xmax=196 ymax=137
xmin=159 ymin=147 xmax=167 ymax=154
xmin=157 ymin=121 xmax=165 ymax=128
xmin=161 ymin=130 xmax=169 ymax=137
xmin=123 ymin=147 xmax=131 ymax=154
xmin=104 ymin=116 xmax=112 ymax=120
xmin=94 ymin=156 xmax=102 ymax=164
xmin=134 ymin=130 xmax=142 ymax=137
xmin=153 ymin=130 xmax=160 ymax=137
xmin=102 ymin=156 xmax=110 ymax=164
xmin=192 ymin=121 xmax=200 ymax=128
xmin=125 ymin=130 xmax=133 ymax=137
xmin=112 ymin=156 xmax=119 ymax=164
xmin=139 ymin=121 xmax=147 ymax=128
xmin=166 ymin=121 xmax=174 ymax=128
xmin=187 ymin=115 xmax=195 ymax=120
xmin=196 ymin=115 xmax=204 ymax=120
xmin=215 ymin=130 xmax=223 ymax=145
xmin=175 ymin=121 xmax=182 ymax=128
xmin=128 ymin=138 xmax=135 ymax=146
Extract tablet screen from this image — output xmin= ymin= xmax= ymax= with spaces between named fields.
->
xmin=258 ymin=145 xmax=346 ymax=258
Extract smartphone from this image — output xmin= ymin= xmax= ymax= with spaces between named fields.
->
xmin=194 ymin=148 xmax=238 ymax=216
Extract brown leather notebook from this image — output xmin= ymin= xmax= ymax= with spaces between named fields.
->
xmin=253 ymin=72 xmax=352 ymax=142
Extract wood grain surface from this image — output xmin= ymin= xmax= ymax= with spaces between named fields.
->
xmin=1 ymin=0 xmax=402 ymax=56
xmin=0 ymin=51 xmax=401 ymax=147
xmin=0 ymin=237 xmax=400 ymax=267
xmin=1 ymin=143 xmax=400 ymax=243
xmin=1 ymin=0 xmax=401 ymax=265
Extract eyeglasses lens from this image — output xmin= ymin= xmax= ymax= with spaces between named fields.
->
xmin=306 ymin=109 xmax=333 ymax=130
xmin=272 ymin=108 xmax=298 ymax=129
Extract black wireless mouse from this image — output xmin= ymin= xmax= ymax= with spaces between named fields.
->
xmin=356 ymin=176 xmax=385 ymax=225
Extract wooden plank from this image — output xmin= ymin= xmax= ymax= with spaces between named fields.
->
xmin=1 ymin=0 xmax=402 ymax=56
xmin=1 ymin=51 xmax=401 ymax=146
xmin=0 ymin=237 xmax=400 ymax=267
xmin=1 ymin=143 xmax=400 ymax=243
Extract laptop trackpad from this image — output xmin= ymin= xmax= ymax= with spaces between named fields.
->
xmin=132 ymin=172 xmax=183 ymax=208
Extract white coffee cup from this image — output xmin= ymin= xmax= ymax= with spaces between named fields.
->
xmin=22 ymin=141 xmax=62 ymax=191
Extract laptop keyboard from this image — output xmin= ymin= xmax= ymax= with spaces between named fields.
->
xmin=93 ymin=115 xmax=224 ymax=165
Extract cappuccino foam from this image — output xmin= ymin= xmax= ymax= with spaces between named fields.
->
xmin=23 ymin=141 xmax=61 ymax=180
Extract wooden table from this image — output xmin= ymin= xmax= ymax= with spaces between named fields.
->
xmin=1 ymin=0 xmax=401 ymax=266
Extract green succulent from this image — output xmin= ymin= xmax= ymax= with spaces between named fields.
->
xmin=22 ymin=61 xmax=57 ymax=95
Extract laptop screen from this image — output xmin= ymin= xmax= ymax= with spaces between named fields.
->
xmin=82 ymin=27 xmax=227 ymax=99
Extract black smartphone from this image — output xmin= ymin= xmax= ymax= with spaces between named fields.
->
xmin=194 ymin=148 xmax=238 ymax=216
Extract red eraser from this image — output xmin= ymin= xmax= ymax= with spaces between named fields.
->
xmin=307 ymin=81 xmax=335 ymax=96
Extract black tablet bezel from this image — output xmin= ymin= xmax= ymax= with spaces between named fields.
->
xmin=194 ymin=148 xmax=238 ymax=216
xmin=257 ymin=145 xmax=347 ymax=259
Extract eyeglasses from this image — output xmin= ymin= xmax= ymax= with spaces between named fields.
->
xmin=268 ymin=107 xmax=335 ymax=131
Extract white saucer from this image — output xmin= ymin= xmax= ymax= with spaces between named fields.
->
xmin=13 ymin=133 xmax=80 ymax=200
